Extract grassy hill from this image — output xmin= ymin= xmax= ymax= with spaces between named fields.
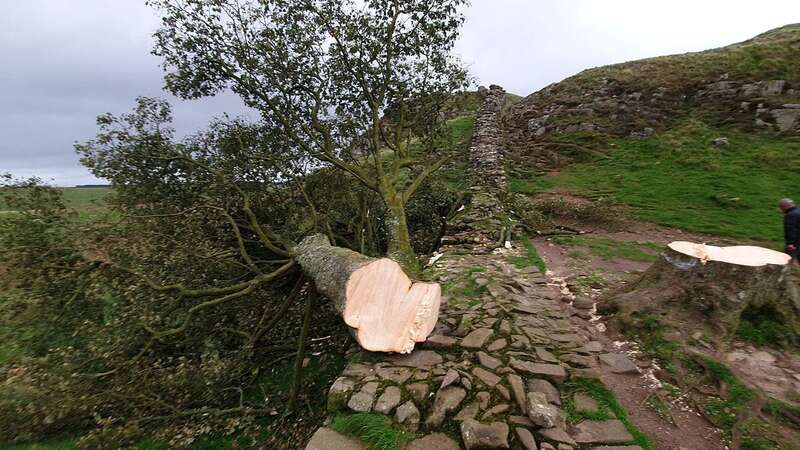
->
xmin=0 ymin=187 xmax=110 ymax=213
xmin=506 ymin=24 xmax=800 ymax=246
xmin=558 ymin=24 xmax=800 ymax=93
xmin=511 ymin=120 xmax=800 ymax=245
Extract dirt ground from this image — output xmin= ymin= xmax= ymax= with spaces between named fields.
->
xmin=531 ymin=219 xmax=797 ymax=450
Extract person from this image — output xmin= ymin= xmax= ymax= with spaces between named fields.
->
xmin=780 ymin=198 xmax=800 ymax=262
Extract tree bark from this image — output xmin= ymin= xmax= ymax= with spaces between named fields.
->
xmin=293 ymin=234 xmax=439 ymax=353
xmin=384 ymin=195 xmax=419 ymax=276
xmin=613 ymin=241 xmax=799 ymax=343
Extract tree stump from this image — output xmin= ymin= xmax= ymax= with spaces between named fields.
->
xmin=294 ymin=234 xmax=440 ymax=353
xmin=613 ymin=241 xmax=799 ymax=343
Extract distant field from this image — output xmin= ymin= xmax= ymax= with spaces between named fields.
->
xmin=511 ymin=120 xmax=800 ymax=245
xmin=0 ymin=187 xmax=110 ymax=213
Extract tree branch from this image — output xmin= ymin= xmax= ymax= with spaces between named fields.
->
xmin=403 ymin=154 xmax=452 ymax=203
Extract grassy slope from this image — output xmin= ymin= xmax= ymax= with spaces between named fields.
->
xmin=514 ymin=120 xmax=800 ymax=245
xmin=559 ymin=24 xmax=800 ymax=93
xmin=0 ymin=187 xmax=110 ymax=212
xmin=510 ymin=25 xmax=800 ymax=246
xmin=60 ymin=188 xmax=110 ymax=210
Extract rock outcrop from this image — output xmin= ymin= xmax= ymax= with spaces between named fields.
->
xmin=503 ymin=24 xmax=800 ymax=171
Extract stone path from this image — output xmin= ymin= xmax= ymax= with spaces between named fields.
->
xmin=305 ymin=86 xmax=645 ymax=449
xmin=309 ymin=243 xmax=643 ymax=449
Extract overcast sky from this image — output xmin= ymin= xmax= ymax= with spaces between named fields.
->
xmin=2 ymin=1 xmax=799 ymax=186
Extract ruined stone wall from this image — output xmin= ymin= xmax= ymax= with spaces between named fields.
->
xmin=440 ymin=85 xmax=511 ymax=253
xmin=304 ymin=83 xmax=652 ymax=450
xmin=469 ymin=85 xmax=508 ymax=193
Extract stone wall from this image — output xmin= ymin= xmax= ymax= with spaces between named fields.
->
xmin=469 ymin=85 xmax=508 ymax=193
xmin=441 ymin=85 xmax=512 ymax=253
xmin=305 ymin=84 xmax=647 ymax=450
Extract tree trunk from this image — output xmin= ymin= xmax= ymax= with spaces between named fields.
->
xmin=383 ymin=193 xmax=420 ymax=277
xmin=293 ymin=234 xmax=439 ymax=353
xmin=613 ymin=241 xmax=799 ymax=343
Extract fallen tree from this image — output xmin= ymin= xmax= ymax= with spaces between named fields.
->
xmin=610 ymin=241 xmax=799 ymax=345
xmin=295 ymin=234 xmax=440 ymax=353
xmin=2 ymin=0 xmax=469 ymax=445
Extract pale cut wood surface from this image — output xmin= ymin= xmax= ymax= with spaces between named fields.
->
xmin=295 ymin=234 xmax=440 ymax=353
xmin=668 ymin=241 xmax=790 ymax=267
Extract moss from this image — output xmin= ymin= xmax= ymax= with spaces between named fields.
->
xmin=442 ymin=267 xmax=490 ymax=307
xmin=509 ymin=234 xmax=546 ymax=273
xmin=622 ymin=314 xmax=679 ymax=372
xmin=739 ymin=418 xmax=784 ymax=450
xmin=562 ymin=379 xmax=654 ymax=450
xmin=682 ymin=354 xmax=755 ymax=433
xmin=332 ymin=413 xmax=416 ymax=450
xmin=736 ymin=304 xmax=796 ymax=347
xmin=763 ymin=398 xmax=800 ymax=426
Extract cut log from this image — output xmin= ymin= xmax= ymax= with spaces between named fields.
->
xmin=294 ymin=234 xmax=440 ymax=353
xmin=610 ymin=241 xmax=799 ymax=344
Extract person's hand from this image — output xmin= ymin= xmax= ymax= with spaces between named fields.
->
xmin=788 ymin=244 xmax=797 ymax=252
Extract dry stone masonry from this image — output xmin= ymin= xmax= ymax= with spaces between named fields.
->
xmin=306 ymin=87 xmax=643 ymax=450
xmin=470 ymin=85 xmax=508 ymax=193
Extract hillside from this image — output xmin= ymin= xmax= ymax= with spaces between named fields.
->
xmin=503 ymin=24 xmax=800 ymax=244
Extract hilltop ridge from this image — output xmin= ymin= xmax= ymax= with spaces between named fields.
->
xmin=501 ymin=24 xmax=800 ymax=242
xmin=504 ymin=23 xmax=800 ymax=170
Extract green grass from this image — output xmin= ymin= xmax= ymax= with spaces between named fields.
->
xmin=739 ymin=417 xmax=787 ymax=450
xmin=439 ymin=165 xmax=469 ymax=191
xmin=0 ymin=187 xmax=110 ymax=212
xmin=437 ymin=115 xmax=476 ymax=192
xmin=530 ymin=120 xmax=800 ymax=245
xmin=59 ymin=188 xmax=110 ymax=211
xmin=644 ymin=395 xmax=675 ymax=425
xmin=510 ymin=234 xmax=546 ymax=273
xmin=623 ymin=314 xmax=680 ymax=372
xmin=563 ymin=379 xmax=654 ymax=450
xmin=737 ymin=319 xmax=792 ymax=347
xmin=764 ymin=398 xmax=800 ymax=426
xmin=332 ymin=413 xmax=415 ymax=450
xmin=741 ymin=436 xmax=778 ymax=450
xmin=551 ymin=235 xmax=660 ymax=263
xmin=508 ymin=177 xmax=536 ymax=194
xmin=573 ymin=270 xmax=609 ymax=291
xmin=447 ymin=115 xmax=475 ymax=146
xmin=620 ymin=319 xmax=778 ymax=444
xmin=564 ymin=394 xmax=614 ymax=423
xmin=683 ymin=354 xmax=755 ymax=432
xmin=558 ymin=24 xmax=800 ymax=93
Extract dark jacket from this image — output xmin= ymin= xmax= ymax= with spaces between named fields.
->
xmin=785 ymin=206 xmax=800 ymax=247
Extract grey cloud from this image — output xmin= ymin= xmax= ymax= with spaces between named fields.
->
xmin=1 ymin=0 xmax=799 ymax=185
